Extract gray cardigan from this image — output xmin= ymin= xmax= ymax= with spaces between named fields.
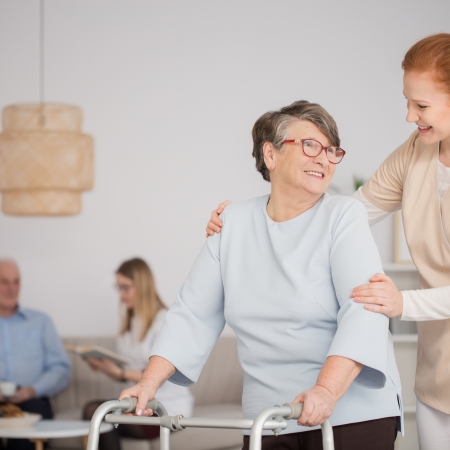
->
xmin=152 ymin=194 xmax=402 ymax=435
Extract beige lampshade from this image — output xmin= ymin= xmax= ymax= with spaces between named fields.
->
xmin=0 ymin=103 xmax=94 ymax=215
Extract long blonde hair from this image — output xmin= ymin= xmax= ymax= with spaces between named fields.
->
xmin=117 ymin=258 xmax=165 ymax=341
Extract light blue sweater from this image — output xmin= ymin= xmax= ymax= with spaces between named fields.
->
xmin=152 ymin=194 xmax=402 ymax=434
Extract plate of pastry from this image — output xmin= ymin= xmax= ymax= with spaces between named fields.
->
xmin=0 ymin=403 xmax=42 ymax=428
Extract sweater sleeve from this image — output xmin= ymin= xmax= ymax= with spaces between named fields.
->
xmin=327 ymin=199 xmax=390 ymax=388
xmin=361 ymin=132 xmax=418 ymax=212
xmin=150 ymin=231 xmax=225 ymax=386
xmin=401 ymin=285 xmax=450 ymax=321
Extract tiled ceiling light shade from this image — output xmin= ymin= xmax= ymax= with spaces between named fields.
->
xmin=0 ymin=104 xmax=94 ymax=215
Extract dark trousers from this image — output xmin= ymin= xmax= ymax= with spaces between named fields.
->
xmin=83 ymin=400 xmax=160 ymax=450
xmin=242 ymin=417 xmax=398 ymax=450
xmin=1 ymin=398 xmax=53 ymax=450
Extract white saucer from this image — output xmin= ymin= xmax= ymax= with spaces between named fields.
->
xmin=0 ymin=412 xmax=42 ymax=428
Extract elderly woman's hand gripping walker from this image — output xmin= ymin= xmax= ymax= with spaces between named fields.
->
xmin=120 ymin=101 xmax=402 ymax=450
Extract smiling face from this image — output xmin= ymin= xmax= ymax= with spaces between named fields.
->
xmin=403 ymin=70 xmax=450 ymax=148
xmin=265 ymin=119 xmax=336 ymax=200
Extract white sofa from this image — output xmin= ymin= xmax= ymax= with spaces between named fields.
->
xmin=50 ymin=336 xmax=243 ymax=450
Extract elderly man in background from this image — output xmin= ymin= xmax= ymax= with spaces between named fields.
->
xmin=0 ymin=259 xmax=70 ymax=450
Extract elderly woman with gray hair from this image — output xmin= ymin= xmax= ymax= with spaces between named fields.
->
xmin=120 ymin=101 xmax=402 ymax=450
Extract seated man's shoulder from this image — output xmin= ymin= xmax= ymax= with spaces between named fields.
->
xmin=21 ymin=307 xmax=53 ymax=323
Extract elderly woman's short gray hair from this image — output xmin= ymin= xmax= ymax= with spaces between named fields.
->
xmin=252 ymin=100 xmax=340 ymax=182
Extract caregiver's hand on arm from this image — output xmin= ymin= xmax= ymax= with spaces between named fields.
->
xmin=294 ymin=356 xmax=363 ymax=427
xmin=205 ymin=200 xmax=231 ymax=237
xmin=351 ymin=273 xmax=403 ymax=317
xmin=119 ymin=356 xmax=176 ymax=416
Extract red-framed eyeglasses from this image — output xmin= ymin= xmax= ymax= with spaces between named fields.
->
xmin=282 ymin=138 xmax=346 ymax=164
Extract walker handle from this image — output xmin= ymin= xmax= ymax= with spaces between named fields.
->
xmin=282 ymin=402 xmax=303 ymax=420
xmin=120 ymin=397 xmax=159 ymax=414
xmin=249 ymin=403 xmax=334 ymax=450
xmin=86 ymin=398 xmax=169 ymax=450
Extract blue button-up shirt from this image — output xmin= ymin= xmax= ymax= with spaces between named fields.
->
xmin=0 ymin=307 xmax=70 ymax=397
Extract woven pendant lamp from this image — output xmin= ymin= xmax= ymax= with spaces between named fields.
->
xmin=0 ymin=0 xmax=94 ymax=216
xmin=0 ymin=104 xmax=94 ymax=215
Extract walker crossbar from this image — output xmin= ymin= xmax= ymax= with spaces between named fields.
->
xmin=103 ymin=414 xmax=288 ymax=431
xmin=86 ymin=398 xmax=335 ymax=450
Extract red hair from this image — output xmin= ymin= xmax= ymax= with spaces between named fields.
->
xmin=402 ymin=33 xmax=450 ymax=95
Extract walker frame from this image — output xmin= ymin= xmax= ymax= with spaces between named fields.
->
xmin=86 ymin=397 xmax=335 ymax=450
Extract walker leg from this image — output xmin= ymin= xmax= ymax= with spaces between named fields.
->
xmin=86 ymin=399 xmax=143 ymax=450
xmin=159 ymin=426 xmax=170 ymax=450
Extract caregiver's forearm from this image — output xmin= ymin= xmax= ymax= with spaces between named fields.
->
xmin=316 ymin=356 xmax=363 ymax=401
xmin=402 ymin=284 xmax=450 ymax=321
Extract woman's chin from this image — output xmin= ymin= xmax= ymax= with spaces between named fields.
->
xmin=304 ymin=181 xmax=330 ymax=197
xmin=418 ymin=131 xmax=439 ymax=146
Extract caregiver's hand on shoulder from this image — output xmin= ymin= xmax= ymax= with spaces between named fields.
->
xmin=206 ymin=200 xmax=231 ymax=237
xmin=293 ymin=385 xmax=336 ymax=427
xmin=351 ymin=273 xmax=403 ymax=317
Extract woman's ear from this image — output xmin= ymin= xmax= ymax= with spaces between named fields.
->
xmin=263 ymin=142 xmax=276 ymax=172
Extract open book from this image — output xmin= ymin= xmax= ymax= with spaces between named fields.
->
xmin=65 ymin=344 xmax=130 ymax=366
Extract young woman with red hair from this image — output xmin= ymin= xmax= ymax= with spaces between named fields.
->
xmin=206 ymin=34 xmax=450 ymax=449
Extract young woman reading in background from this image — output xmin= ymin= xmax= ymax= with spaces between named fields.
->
xmin=83 ymin=258 xmax=193 ymax=450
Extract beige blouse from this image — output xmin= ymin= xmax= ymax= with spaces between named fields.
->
xmin=361 ymin=131 xmax=450 ymax=413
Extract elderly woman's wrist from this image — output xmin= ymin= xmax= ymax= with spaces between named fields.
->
xmin=315 ymin=383 xmax=337 ymax=401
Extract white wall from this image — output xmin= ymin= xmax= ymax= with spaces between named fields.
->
xmin=0 ymin=0 xmax=448 ymax=336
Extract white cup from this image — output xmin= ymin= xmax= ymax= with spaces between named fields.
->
xmin=0 ymin=381 xmax=17 ymax=397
